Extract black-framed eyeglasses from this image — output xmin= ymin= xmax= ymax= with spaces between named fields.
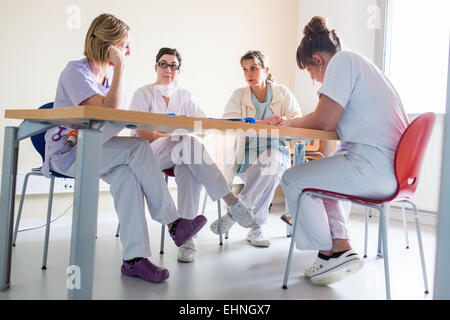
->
xmin=157 ymin=61 xmax=180 ymax=70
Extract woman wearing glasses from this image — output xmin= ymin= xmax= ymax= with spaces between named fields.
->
xmin=129 ymin=47 xmax=254 ymax=263
xmin=209 ymin=50 xmax=302 ymax=247
xmin=43 ymin=15 xmax=208 ymax=283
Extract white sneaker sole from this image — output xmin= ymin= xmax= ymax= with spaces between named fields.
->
xmin=310 ymin=258 xmax=363 ymax=286
xmin=210 ymin=215 xmax=235 ymax=235
xmin=177 ymin=256 xmax=194 ymax=263
xmin=247 ymin=239 xmax=271 ymax=247
xmin=228 ymin=202 xmax=254 ymax=228
xmin=246 ymin=236 xmax=271 ymax=247
xmin=177 ymin=250 xmax=195 ymax=263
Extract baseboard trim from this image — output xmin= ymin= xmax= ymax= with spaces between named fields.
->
xmin=271 ymin=196 xmax=438 ymax=227
xmin=350 ymin=204 xmax=438 ymax=227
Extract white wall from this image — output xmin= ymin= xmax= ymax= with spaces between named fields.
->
xmin=0 ymin=0 xmax=299 ymax=172
xmin=0 ymin=0 xmax=299 ymax=219
xmin=295 ymin=0 xmax=381 ymax=114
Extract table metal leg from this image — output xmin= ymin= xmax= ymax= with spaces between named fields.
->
xmin=67 ymin=128 xmax=102 ymax=300
xmin=0 ymin=127 xmax=19 ymax=291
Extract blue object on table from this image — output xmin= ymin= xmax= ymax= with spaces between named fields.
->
xmin=210 ymin=117 xmax=255 ymax=124
xmin=168 ymin=113 xmax=255 ymax=124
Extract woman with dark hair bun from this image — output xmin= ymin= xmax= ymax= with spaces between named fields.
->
xmin=278 ymin=16 xmax=409 ymax=285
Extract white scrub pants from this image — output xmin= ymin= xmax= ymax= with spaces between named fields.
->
xmin=56 ymin=136 xmax=179 ymax=260
xmin=280 ymin=143 xmax=397 ymax=251
xmin=150 ymin=135 xmax=231 ymax=219
xmin=237 ymin=147 xmax=286 ymax=226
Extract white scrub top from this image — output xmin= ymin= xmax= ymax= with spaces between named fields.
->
xmin=318 ymin=50 xmax=409 ymax=155
xmin=129 ymin=83 xmax=207 ymax=118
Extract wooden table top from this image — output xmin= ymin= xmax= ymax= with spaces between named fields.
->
xmin=5 ymin=105 xmax=339 ymax=140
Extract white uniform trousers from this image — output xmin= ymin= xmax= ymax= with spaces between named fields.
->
xmin=57 ymin=136 xmax=179 ymax=260
xmin=237 ymin=147 xmax=286 ymax=225
xmin=150 ymin=135 xmax=231 ymax=219
xmin=280 ymin=143 xmax=397 ymax=251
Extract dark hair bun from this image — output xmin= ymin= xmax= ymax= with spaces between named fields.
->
xmin=303 ymin=16 xmax=329 ymax=39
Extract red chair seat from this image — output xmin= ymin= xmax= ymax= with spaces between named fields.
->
xmin=162 ymin=168 xmax=175 ymax=177
xmin=303 ymin=188 xmax=392 ymax=205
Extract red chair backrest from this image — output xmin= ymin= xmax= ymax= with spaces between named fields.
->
xmin=394 ymin=112 xmax=436 ymax=200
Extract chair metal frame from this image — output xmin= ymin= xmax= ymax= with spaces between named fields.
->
xmin=282 ymin=113 xmax=435 ymax=300
xmin=12 ymin=102 xmax=72 ymax=270
xmin=13 ymin=169 xmax=57 ymax=269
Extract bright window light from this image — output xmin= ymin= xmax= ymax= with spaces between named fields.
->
xmin=385 ymin=0 xmax=450 ymax=114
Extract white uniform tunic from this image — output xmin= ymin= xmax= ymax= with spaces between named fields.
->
xmin=222 ymin=82 xmax=302 ymax=225
xmin=130 ymin=84 xmax=231 ymax=219
xmin=46 ymin=58 xmax=180 ymax=260
xmin=281 ymin=50 xmax=408 ymax=251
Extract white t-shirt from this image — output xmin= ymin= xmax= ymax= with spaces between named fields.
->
xmin=129 ymin=83 xmax=206 ymax=118
xmin=318 ymin=50 xmax=409 ymax=155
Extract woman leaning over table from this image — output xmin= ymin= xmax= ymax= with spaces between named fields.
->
xmin=42 ymin=13 xmax=206 ymax=284
xmin=210 ymin=50 xmax=302 ymax=247
xmin=278 ymin=16 xmax=409 ymax=285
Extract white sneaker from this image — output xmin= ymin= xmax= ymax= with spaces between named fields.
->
xmin=210 ymin=212 xmax=235 ymax=235
xmin=177 ymin=238 xmax=196 ymax=263
xmin=304 ymin=249 xmax=363 ymax=286
xmin=228 ymin=199 xmax=254 ymax=228
xmin=246 ymin=228 xmax=271 ymax=247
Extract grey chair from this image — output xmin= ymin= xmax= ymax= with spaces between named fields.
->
xmin=12 ymin=102 xmax=73 ymax=270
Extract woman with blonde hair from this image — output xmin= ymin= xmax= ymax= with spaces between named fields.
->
xmin=43 ymin=13 xmax=206 ymax=283
xmin=210 ymin=50 xmax=302 ymax=247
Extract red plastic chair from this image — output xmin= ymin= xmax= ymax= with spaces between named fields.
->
xmin=282 ymin=112 xmax=435 ymax=300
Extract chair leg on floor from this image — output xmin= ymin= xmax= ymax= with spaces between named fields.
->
xmin=115 ymin=223 xmax=120 ymax=237
xmin=218 ymin=201 xmax=223 ymax=245
xmin=410 ymin=202 xmax=429 ymax=294
xmin=42 ymin=176 xmax=55 ymax=270
xmin=160 ymin=225 xmax=165 ymax=254
xmin=400 ymin=204 xmax=410 ymax=249
xmin=286 ymin=223 xmax=292 ymax=238
xmin=282 ymin=194 xmax=303 ymax=289
xmin=364 ymin=207 xmax=369 ymax=258
xmin=13 ymin=172 xmax=32 ymax=247
xmin=377 ymin=216 xmax=383 ymax=258
xmin=379 ymin=204 xmax=391 ymax=300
